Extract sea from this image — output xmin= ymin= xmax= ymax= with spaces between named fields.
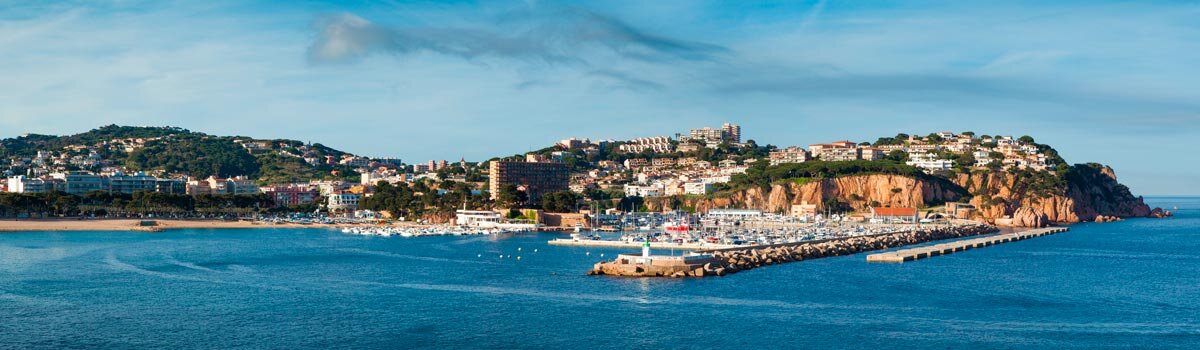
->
xmin=1 ymin=197 xmax=1197 ymax=349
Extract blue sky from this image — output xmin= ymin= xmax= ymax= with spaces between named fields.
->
xmin=1 ymin=0 xmax=1198 ymax=194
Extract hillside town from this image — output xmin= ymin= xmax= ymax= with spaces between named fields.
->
xmin=2 ymin=124 xmax=1062 ymax=226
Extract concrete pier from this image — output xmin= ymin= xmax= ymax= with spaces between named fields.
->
xmin=866 ymin=227 xmax=1068 ymax=263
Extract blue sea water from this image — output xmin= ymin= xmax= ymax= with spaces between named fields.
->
xmin=1 ymin=198 xmax=1198 ymax=349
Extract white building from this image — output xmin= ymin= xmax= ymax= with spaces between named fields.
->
xmin=705 ymin=209 xmax=763 ymax=220
xmin=618 ymin=136 xmax=674 ymax=153
xmin=623 ymin=184 xmax=664 ymax=198
xmin=454 ymin=210 xmax=537 ymax=230
xmin=769 ymin=146 xmax=809 ymax=165
xmin=327 ymin=192 xmax=360 ymax=212
xmin=683 ymin=182 xmax=712 ymax=195
xmin=906 ymin=153 xmax=954 ymax=172
xmin=339 ymin=156 xmax=371 ymax=168
xmin=5 ymin=176 xmax=60 ymax=193
xmin=361 ymin=170 xmax=406 ymax=185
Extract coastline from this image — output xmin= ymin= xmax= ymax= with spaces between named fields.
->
xmin=0 ymin=218 xmax=390 ymax=232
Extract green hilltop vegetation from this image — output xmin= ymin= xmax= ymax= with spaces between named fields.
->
xmin=0 ymin=125 xmax=184 ymax=159
xmin=0 ymin=125 xmax=359 ymax=184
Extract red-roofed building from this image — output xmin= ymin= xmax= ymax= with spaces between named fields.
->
xmin=870 ymin=207 xmax=918 ymax=223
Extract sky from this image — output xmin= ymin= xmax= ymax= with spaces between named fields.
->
xmin=1 ymin=0 xmax=1198 ymax=195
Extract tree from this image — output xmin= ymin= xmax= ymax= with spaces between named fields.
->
xmin=822 ymin=198 xmax=852 ymax=213
xmin=884 ymin=150 xmax=909 ymax=162
xmin=1018 ymin=135 xmax=1036 ymax=144
xmin=540 ymin=191 xmax=580 ymax=213
xmin=618 ymin=196 xmax=645 ymax=213
xmin=496 ymin=184 xmax=527 ymax=208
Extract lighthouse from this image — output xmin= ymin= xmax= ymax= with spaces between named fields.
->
xmin=642 ymin=238 xmax=651 ymax=258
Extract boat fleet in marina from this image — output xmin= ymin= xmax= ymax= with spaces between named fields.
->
xmin=338 ymin=208 xmax=950 ymax=244
xmin=340 ymin=226 xmax=523 ymax=237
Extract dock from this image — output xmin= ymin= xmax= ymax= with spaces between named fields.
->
xmin=548 ymin=238 xmax=738 ymax=250
xmin=866 ymin=227 xmax=1068 ymax=263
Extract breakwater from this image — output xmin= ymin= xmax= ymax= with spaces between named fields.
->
xmin=589 ymin=224 xmax=998 ymax=278
xmin=866 ymin=227 xmax=1067 ymax=263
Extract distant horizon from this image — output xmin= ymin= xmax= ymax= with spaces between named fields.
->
xmin=3 ymin=0 xmax=1198 ymax=195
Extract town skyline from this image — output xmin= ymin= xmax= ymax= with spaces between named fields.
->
xmin=3 ymin=122 xmax=1188 ymax=196
xmin=3 ymin=0 xmax=1198 ymax=195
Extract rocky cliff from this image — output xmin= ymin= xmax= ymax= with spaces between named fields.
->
xmin=647 ymin=163 xmax=1159 ymax=227
xmin=646 ymin=174 xmax=967 ymax=214
xmin=953 ymin=163 xmax=1152 ymax=226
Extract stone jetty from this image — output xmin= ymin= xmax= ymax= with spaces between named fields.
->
xmin=587 ymin=224 xmax=998 ymax=278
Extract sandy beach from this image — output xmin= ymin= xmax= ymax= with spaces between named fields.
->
xmin=0 ymin=219 xmax=377 ymax=232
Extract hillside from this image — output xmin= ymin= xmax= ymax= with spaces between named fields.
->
xmin=0 ymin=125 xmax=358 ymax=183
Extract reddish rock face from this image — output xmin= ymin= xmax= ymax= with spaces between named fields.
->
xmin=644 ymin=165 xmax=1154 ymax=227
xmin=953 ymin=167 xmax=1152 ymax=225
xmin=1011 ymin=207 xmax=1049 ymax=228
xmin=648 ymin=174 xmax=965 ymax=214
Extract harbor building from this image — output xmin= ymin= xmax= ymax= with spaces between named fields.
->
xmin=945 ymin=202 xmax=976 ymax=219
xmin=706 ymin=209 xmax=764 ymax=220
xmin=869 ymin=207 xmax=919 ymax=224
xmin=488 ymin=160 xmax=569 ymax=203
xmin=790 ymin=201 xmax=818 ymax=218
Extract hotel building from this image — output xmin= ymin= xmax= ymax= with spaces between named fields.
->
xmin=488 ymin=160 xmax=569 ymax=203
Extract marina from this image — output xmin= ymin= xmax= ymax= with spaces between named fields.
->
xmin=589 ymin=223 xmax=1000 ymax=277
xmin=548 ymin=238 xmax=737 ymax=250
xmin=339 ymin=225 xmax=524 ymax=237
